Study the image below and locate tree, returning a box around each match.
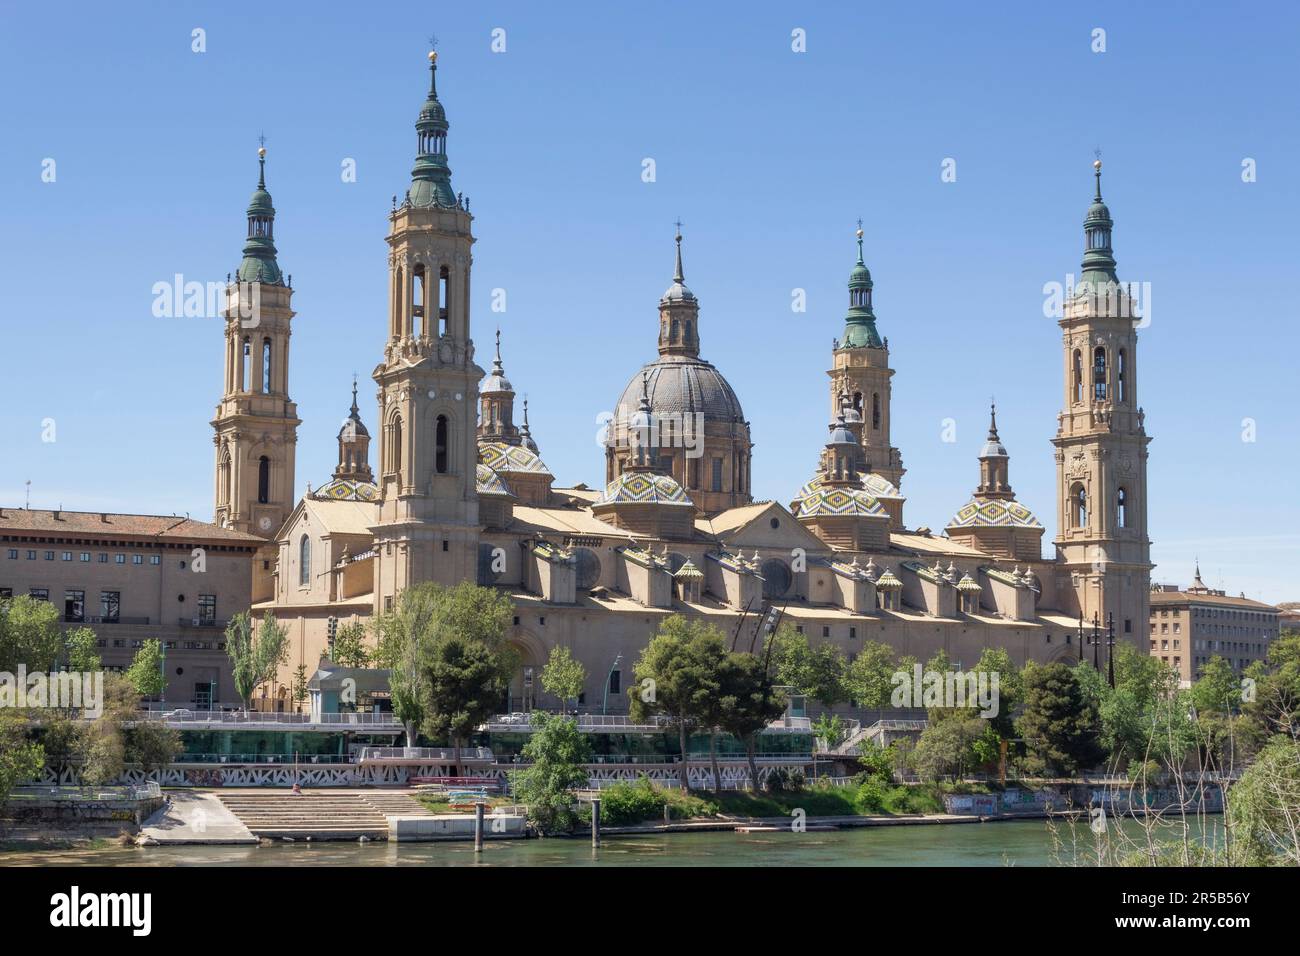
[422,636,512,767]
[509,711,592,834]
[64,626,102,673]
[0,713,45,816]
[1229,735,1300,866]
[125,639,166,700]
[128,720,182,776]
[291,664,309,709]
[224,611,290,711]
[1192,656,1240,717]
[717,652,785,791]
[0,594,63,672]
[1016,662,1104,775]
[770,624,845,708]
[628,615,726,791]
[378,584,438,745]
[541,645,586,714]
[844,640,897,712]
[331,620,372,668]
[913,716,986,781]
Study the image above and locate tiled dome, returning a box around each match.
[794,471,902,504]
[615,356,746,423]
[598,471,694,506]
[795,486,887,519]
[476,463,513,497]
[311,478,379,502]
[947,498,1042,529]
[479,440,552,476]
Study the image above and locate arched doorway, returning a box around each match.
[506,631,546,714]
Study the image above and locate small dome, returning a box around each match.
[661,279,696,304]
[980,435,1007,458]
[794,471,902,505]
[480,370,513,395]
[419,96,447,127]
[311,477,379,503]
[598,471,694,506]
[247,186,274,217]
[1085,199,1111,223]
[480,441,552,476]
[476,463,513,498]
[946,498,1043,529]
[827,418,856,446]
[795,486,887,519]
[849,260,872,288]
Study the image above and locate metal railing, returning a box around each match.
[174,753,354,764]
[357,747,494,762]
[139,709,401,727]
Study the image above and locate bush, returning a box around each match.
[763,767,806,793]
[854,778,888,814]
[597,777,715,825]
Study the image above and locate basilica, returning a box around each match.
[211,50,1153,712]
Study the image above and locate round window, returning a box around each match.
[573,548,602,591]
[761,558,792,599]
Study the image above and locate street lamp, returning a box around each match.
[601,654,624,715]
[159,641,166,707]
[1106,612,1116,688]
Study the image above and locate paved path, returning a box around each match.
[138,790,257,845]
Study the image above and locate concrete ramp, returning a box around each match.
[139,790,257,845]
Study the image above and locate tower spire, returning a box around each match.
[239,142,283,285]
[657,224,700,358]
[839,223,880,349]
[407,48,457,209]
[1080,157,1118,286]
[673,220,685,283]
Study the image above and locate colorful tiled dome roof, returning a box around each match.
[946,498,1042,529]
[480,440,552,476]
[476,463,513,497]
[794,471,902,504]
[795,486,887,519]
[311,478,379,502]
[598,471,694,506]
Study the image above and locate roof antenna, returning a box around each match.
[25,479,31,510]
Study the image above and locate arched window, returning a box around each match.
[1073,485,1088,529]
[257,456,270,504]
[684,320,692,342]
[393,266,404,337]
[1117,349,1127,403]
[262,338,272,392]
[1117,487,1128,528]
[241,336,251,392]
[412,265,426,338]
[217,447,231,507]
[853,391,863,412]
[1093,347,1107,401]
[298,535,311,587]
[1072,350,1082,403]
[435,415,449,474]
[670,318,679,342]
[438,265,450,336]
[872,393,881,430]
[390,414,403,474]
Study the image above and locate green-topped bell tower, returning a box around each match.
[372,49,483,608]
[828,225,904,490]
[212,144,300,550]
[1052,160,1152,642]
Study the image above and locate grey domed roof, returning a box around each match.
[615,356,746,423]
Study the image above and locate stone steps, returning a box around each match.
[215,790,434,839]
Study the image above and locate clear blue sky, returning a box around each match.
[1,2,1296,602]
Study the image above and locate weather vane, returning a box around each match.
[673,217,684,235]
[428,33,438,50]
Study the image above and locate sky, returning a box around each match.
[1,1,1297,602]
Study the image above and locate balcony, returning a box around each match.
[178,617,227,629]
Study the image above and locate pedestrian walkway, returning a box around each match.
[139,790,257,845]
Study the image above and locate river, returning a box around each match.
[1,816,1223,867]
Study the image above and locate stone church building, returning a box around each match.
[210,50,1153,712]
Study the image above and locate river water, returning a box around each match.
[2,817,1221,867]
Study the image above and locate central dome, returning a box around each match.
[615,356,746,423]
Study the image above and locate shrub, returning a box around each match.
[597,776,715,824]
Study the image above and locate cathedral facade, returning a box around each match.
[220,51,1153,713]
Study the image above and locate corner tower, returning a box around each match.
[372,50,483,606]
[1051,161,1152,641]
[212,145,300,541]
[829,226,904,490]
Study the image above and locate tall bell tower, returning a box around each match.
[1052,161,1152,643]
[372,50,483,609]
[212,145,300,541]
[829,225,905,490]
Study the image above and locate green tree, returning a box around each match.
[0,713,45,814]
[1192,656,1240,717]
[224,611,290,711]
[541,645,586,714]
[377,584,438,745]
[0,594,63,672]
[717,652,785,792]
[125,639,166,700]
[913,715,986,781]
[422,636,512,767]
[1016,662,1104,775]
[508,711,592,834]
[844,640,898,712]
[64,626,102,673]
[291,664,309,708]
[770,624,845,708]
[1229,734,1300,866]
[331,620,372,668]
[1242,633,1300,741]
[127,720,182,776]
[628,615,725,791]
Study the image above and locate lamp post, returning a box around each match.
[159,641,166,707]
[1077,614,1084,662]
[1106,612,1116,688]
[1091,612,1100,671]
[601,653,623,716]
